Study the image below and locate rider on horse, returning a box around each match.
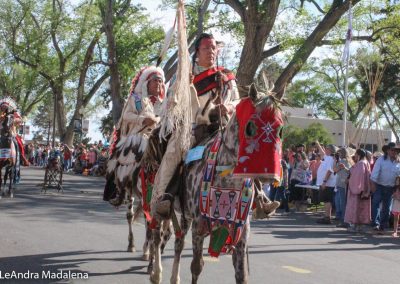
[0,98,29,167]
[104,66,166,203]
[154,33,280,218]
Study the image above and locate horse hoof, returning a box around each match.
[170,276,180,284]
[142,253,150,261]
[150,273,161,284]
[127,246,136,253]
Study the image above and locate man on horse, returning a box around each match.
[104,66,166,203]
[0,99,29,167]
[154,33,280,218]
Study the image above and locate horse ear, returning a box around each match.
[249,83,259,103]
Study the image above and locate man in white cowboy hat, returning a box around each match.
[104,66,166,203]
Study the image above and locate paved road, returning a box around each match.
[0,167,399,284]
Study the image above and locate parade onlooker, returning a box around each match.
[309,154,321,185]
[344,149,371,233]
[307,143,318,161]
[63,144,72,172]
[269,159,290,214]
[315,142,337,224]
[334,147,353,228]
[371,151,383,172]
[289,152,310,211]
[391,177,400,238]
[370,142,400,232]
[87,147,97,169]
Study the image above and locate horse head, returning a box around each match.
[231,83,283,184]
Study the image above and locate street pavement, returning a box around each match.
[0,167,399,284]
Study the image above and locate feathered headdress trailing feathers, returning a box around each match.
[109,66,165,156]
[0,97,18,112]
[159,0,192,152]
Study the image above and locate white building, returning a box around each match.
[282,106,393,152]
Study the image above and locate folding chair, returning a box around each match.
[42,158,63,193]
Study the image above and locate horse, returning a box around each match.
[104,126,173,261]
[149,84,283,284]
[0,111,18,199]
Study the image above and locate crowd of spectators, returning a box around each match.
[268,141,400,238]
[24,140,109,177]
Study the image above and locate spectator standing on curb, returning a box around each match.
[370,142,400,233]
[344,149,371,233]
[315,141,337,224]
[391,177,400,238]
[269,159,290,214]
[63,145,72,172]
[334,147,353,228]
[289,152,310,211]
[309,153,321,185]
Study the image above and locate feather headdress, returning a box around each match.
[0,97,18,112]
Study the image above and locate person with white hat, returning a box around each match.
[370,142,400,233]
[104,66,166,204]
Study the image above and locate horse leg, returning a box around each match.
[142,220,151,261]
[149,220,163,284]
[0,167,3,198]
[191,228,205,284]
[8,166,14,198]
[232,224,250,284]
[147,237,155,274]
[160,219,172,254]
[170,217,191,284]
[2,167,7,195]
[126,193,136,252]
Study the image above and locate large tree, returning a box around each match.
[0,0,164,145]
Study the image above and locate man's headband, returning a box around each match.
[147,72,164,81]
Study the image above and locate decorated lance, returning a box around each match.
[215,41,229,124]
[156,18,176,67]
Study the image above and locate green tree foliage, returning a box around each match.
[285,49,368,125]
[282,122,333,150]
[0,0,164,144]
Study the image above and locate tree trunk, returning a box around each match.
[235,0,280,90]
[103,0,123,125]
[63,33,102,146]
[54,80,67,143]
